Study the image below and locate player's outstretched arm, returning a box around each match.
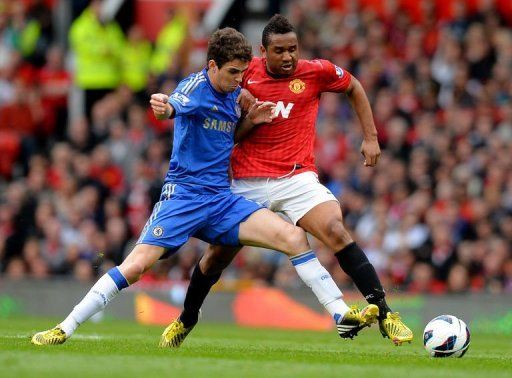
[345,77,381,167]
[150,93,175,120]
[234,101,276,143]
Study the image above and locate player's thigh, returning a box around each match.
[271,171,339,225]
[198,192,262,247]
[238,208,309,255]
[297,200,353,250]
[200,244,242,274]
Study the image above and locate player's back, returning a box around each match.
[166,69,241,193]
[232,57,351,179]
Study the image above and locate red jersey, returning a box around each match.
[231,57,352,179]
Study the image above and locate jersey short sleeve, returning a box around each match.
[168,73,204,116]
[316,59,352,93]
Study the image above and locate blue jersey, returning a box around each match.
[138,69,262,256]
[166,68,242,193]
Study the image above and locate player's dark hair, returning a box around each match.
[207,27,253,68]
[262,14,296,48]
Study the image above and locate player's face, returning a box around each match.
[209,59,249,93]
[261,32,299,76]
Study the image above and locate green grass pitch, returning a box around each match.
[1,317,510,378]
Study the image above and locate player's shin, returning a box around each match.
[335,242,391,319]
[290,251,350,318]
[59,267,129,336]
[179,262,221,327]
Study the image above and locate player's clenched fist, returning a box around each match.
[150,93,172,120]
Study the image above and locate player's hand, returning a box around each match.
[247,101,276,125]
[360,138,381,167]
[150,93,170,119]
[237,88,257,114]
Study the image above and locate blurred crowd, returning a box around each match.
[0,0,511,295]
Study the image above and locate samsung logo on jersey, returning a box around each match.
[203,118,235,133]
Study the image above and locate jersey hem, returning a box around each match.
[231,166,317,180]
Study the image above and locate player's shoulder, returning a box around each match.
[249,57,264,69]
[298,58,334,73]
[245,57,265,77]
[170,71,208,108]
[299,59,348,80]
[176,70,208,95]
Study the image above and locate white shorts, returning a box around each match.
[230,171,339,225]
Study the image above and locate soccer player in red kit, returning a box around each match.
[168,15,413,347]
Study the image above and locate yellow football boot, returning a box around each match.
[379,312,414,345]
[337,304,379,339]
[31,326,67,346]
[159,318,195,348]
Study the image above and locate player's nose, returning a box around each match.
[282,51,292,61]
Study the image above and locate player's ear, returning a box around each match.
[208,59,217,72]
[259,45,266,58]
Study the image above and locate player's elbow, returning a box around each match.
[346,76,364,98]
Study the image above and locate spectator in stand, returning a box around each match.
[38,45,70,140]
[69,0,124,120]
[150,7,190,77]
[121,25,152,100]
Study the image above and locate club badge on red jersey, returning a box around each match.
[289,79,306,94]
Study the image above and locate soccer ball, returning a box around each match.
[423,315,470,358]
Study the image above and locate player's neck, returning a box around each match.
[207,69,226,94]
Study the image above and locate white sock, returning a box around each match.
[59,267,129,336]
[290,251,350,320]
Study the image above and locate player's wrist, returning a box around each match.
[363,133,378,142]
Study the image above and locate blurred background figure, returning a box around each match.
[69,0,124,120]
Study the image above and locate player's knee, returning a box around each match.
[325,219,353,250]
[118,260,145,284]
[199,254,227,275]
[279,225,309,254]
[200,246,231,275]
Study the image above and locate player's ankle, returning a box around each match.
[179,311,199,328]
[372,298,391,321]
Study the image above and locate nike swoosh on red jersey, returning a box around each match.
[247,79,260,85]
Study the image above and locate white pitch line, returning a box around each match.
[4,334,108,340]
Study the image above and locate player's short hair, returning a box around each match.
[262,14,296,48]
[207,27,253,68]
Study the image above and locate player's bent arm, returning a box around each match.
[345,76,381,166]
[345,76,378,141]
[150,93,176,120]
[235,117,257,143]
[235,101,276,143]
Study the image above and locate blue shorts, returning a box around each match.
[137,183,263,258]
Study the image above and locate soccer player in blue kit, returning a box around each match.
[31,28,378,347]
